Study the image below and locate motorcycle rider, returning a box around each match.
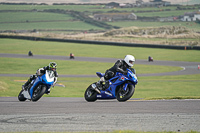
[96,55,136,91]
[22,62,58,94]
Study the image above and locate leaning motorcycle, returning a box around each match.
[84,68,138,102]
[18,70,54,102]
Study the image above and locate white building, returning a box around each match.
[181,14,200,21]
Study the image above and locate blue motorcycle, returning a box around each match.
[84,68,138,102]
[18,70,55,102]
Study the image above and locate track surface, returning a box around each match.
[1,53,200,132]
[0,97,200,132]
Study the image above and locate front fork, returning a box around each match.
[123,83,128,91]
[118,83,130,96]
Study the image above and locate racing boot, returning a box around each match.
[103,80,110,90]
[22,80,30,90]
[46,88,51,94]
[96,81,103,90]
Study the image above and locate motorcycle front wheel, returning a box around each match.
[18,90,27,101]
[84,83,98,102]
[32,85,46,102]
[116,84,135,102]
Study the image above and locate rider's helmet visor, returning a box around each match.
[129,60,134,65]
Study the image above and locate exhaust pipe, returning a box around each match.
[91,84,101,94]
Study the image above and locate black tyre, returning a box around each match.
[84,83,98,102]
[31,85,46,102]
[116,84,135,102]
[18,90,27,101]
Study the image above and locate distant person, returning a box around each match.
[148,56,153,62]
[28,51,33,56]
[70,53,74,59]
[22,62,58,94]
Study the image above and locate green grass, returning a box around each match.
[0,38,200,98]
[136,10,198,17]
[0,57,184,97]
[0,4,199,32]
[0,5,177,12]
[52,74,200,98]
[0,12,74,23]
[0,57,182,75]
[0,21,103,31]
[135,74,200,99]
[0,4,198,13]
[1,74,200,98]
[0,6,105,31]
[0,5,104,12]
[1,38,200,62]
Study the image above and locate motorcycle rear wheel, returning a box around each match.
[84,83,98,102]
[116,84,135,102]
[32,85,46,102]
[18,90,27,101]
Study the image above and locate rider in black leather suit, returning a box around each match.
[96,55,136,90]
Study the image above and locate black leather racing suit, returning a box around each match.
[104,59,131,80]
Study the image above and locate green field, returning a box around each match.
[0,5,178,12]
[0,12,74,23]
[0,57,183,75]
[0,4,198,12]
[1,38,200,61]
[0,38,200,99]
[0,4,200,32]
[0,5,104,11]
[0,21,103,31]
[136,10,199,17]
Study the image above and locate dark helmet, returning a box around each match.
[49,62,57,71]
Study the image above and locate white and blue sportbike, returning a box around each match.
[18,70,55,102]
[84,68,138,102]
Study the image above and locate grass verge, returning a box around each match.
[1,38,200,62]
[1,74,200,98]
[0,57,182,75]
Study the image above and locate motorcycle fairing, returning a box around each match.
[96,72,104,78]
[29,70,54,98]
[127,69,138,84]
[96,68,138,99]
[97,91,115,99]
[96,73,126,99]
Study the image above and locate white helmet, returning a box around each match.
[124,55,135,67]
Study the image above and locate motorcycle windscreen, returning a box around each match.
[127,69,138,84]
[42,70,54,85]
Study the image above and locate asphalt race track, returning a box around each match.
[1,53,200,132]
[0,97,200,132]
